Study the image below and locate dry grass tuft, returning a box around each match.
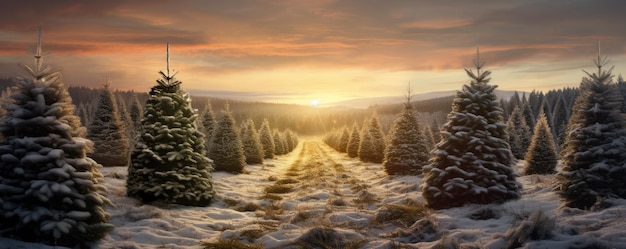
[199,239,264,249]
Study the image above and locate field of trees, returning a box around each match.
[2,32,626,248]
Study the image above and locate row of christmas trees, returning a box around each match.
[0,30,298,247]
[324,47,626,211]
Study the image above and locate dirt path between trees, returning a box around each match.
[248,140,424,248]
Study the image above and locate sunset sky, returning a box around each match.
[1,0,625,105]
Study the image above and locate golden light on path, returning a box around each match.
[310,99,319,107]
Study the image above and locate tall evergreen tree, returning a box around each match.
[241,118,264,165]
[127,43,214,206]
[0,29,113,247]
[358,114,385,163]
[346,123,360,158]
[87,83,130,166]
[383,89,430,175]
[421,49,521,209]
[209,105,246,173]
[524,112,558,175]
[557,48,626,209]
[506,106,532,160]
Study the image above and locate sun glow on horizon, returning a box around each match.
[310,99,319,107]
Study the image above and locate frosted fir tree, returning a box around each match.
[127,43,214,206]
[258,118,275,159]
[524,112,558,175]
[346,123,360,158]
[506,106,532,160]
[358,114,385,163]
[337,126,350,153]
[200,100,217,153]
[240,118,264,165]
[284,129,297,152]
[87,83,130,166]
[383,88,430,175]
[421,49,521,209]
[273,129,287,155]
[0,29,113,247]
[209,105,246,173]
[557,47,626,209]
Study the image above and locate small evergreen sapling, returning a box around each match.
[346,123,360,158]
[524,112,558,175]
[383,88,430,175]
[421,49,521,209]
[0,29,113,247]
[209,105,246,173]
[506,106,532,160]
[259,118,275,159]
[241,118,264,165]
[126,43,214,206]
[358,114,385,163]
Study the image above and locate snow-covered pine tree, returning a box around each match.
[259,118,275,159]
[87,83,130,166]
[524,112,557,175]
[273,129,286,155]
[421,49,521,209]
[506,106,532,160]
[284,129,297,152]
[0,29,113,247]
[383,88,430,175]
[126,43,214,206]
[209,105,246,173]
[201,100,217,153]
[358,114,385,163]
[241,118,264,165]
[557,47,626,209]
[346,123,360,158]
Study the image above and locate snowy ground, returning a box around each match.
[2,138,626,248]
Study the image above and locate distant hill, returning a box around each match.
[321,89,526,109]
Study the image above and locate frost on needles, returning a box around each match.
[0,28,113,247]
[126,43,215,206]
[557,47,626,209]
[421,49,521,209]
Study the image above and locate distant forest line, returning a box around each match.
[3,76,626,136]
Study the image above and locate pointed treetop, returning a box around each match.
[157,42,181,89]
[594,40,610,74]
[583,41,614,80]
[404,81,413,107]
[473,47,485,75]
[166,42,170,79]
[20,26,58,81]
[464,46,491,84]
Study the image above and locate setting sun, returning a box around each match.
[310,99,319,106]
